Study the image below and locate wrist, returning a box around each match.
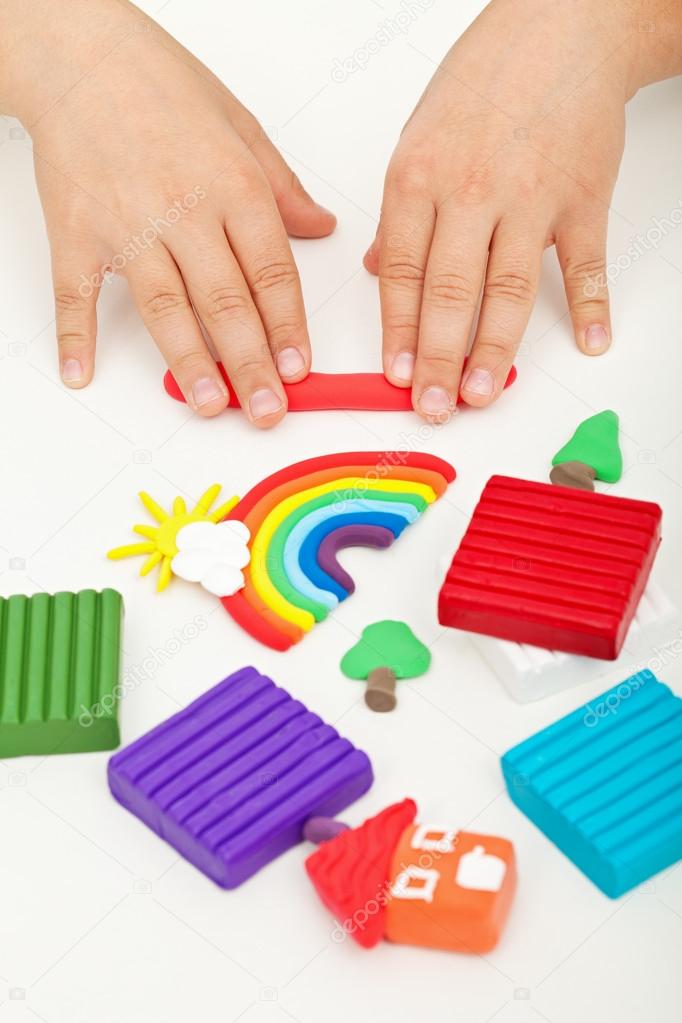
[0,0,145,124]
[0,1,70,120]
[623,2,682,97]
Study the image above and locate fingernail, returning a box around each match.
[584,324,609,351]
[315,203,335,218]
[276,346,305,379]
[419,386,454,416]
[249,387,283,420]
[462,367,494,397]
[191,376,226,408]
[390,350,415,383]
[61,358,83,384]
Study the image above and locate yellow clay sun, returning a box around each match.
[108,484,239,592]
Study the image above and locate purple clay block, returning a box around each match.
[303,816,350,844]
[107,667,373,888]
[318,525,395,594]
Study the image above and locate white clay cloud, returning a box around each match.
[172,520,250,596]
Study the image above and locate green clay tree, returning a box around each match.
[551,409,622,490]
[340,620,431,712]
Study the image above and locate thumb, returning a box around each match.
[246,130,336,237]
[268,160,336,238]
[363,225,381,276]
[222,94,336,238]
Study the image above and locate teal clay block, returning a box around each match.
[502,671,682,897]
[0,589,123,757]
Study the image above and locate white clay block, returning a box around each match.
[471,580,680,703]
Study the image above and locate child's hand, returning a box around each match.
[1,0,335,426]
[365,0,682,419]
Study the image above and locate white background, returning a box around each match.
[1,2,682,1021]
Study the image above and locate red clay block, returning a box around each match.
[438,476,662,660]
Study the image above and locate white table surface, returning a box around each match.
[1,2,681,1021]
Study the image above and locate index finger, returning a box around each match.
[378,169,436,388]
[221,166,311,383]
[171,225,287,427]
[413,206,493,419]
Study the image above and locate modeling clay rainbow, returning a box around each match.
[221,452,456,650]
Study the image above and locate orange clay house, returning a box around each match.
[305,799,516,954]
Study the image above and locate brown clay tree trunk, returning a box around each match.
[365,667,397,712]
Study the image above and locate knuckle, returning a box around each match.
[226,158,261,196]
[141,290,189,321]
[229,353,271,382]
[54,288,89,315]
[426,271,477,309]
[571,292,608,314]
[234,110,264,148]
[419,342,462,369]
[381,259,425,290]
[387,158,432,197]
[171,348,209,376]
[250,259,299,295]
[447,165,494,208]
[203,285,250,320]
[563,254,609,309]
[509,170,544,204]
[476,338,515,364]
[265,318,304,348]
[563,254,606,286]
[483,270,535,305]
[384,316,420,342]
[273,169,307,205]
[288,171,307,197]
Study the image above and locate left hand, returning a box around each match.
[364,0,653,420]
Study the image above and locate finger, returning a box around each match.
[413,206,493,419]
[222,101,336,239]
[461,217,544,406]
[126,250,228,417]
[221,175,311,383]
[555,211,612,356]
[266,158,337,239]
[378,169,436,388]
[170,227,287,427]
[363,224,380,276]
[52,246,101,388]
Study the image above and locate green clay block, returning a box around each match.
[340,620,431,681]
[0,589,123,758]
[551,409,622,483]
